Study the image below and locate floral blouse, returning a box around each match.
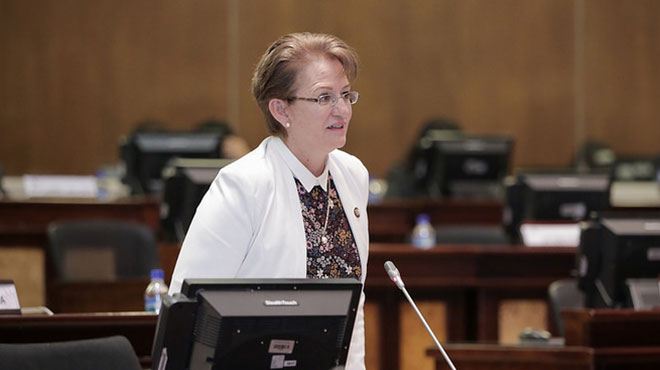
[295,173,362,280]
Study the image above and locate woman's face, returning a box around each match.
[284,56,352,162]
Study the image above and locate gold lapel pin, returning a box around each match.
[353,207,360,218]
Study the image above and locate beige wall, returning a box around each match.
[1,0,659,178]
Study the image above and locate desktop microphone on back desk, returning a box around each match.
[384,260,458,370]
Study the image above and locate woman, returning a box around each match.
[169,32,369,369]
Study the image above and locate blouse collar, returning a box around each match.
[271,136,329,192]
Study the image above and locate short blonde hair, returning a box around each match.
[251,32,359,138]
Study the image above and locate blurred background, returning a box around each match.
[1,0,658,179]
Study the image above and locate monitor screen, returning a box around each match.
[160,158,233,241]
[578,216,660,308]
[423,136,513,198]
[503,172,611,242]
[120,132,223,195]
[520,172,611,221]
[151,279,362,370]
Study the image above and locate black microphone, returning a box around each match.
[384,261,457,370]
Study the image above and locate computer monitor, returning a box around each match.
[120,132,223,195]
[521,172,611,219]
[577,216,660,308]
[160,158,233,241]
[503,172,612,242]
[422,135,513,198]
[151,279,362,370]
[612,156,660,182]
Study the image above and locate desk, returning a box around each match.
[367,243,577,341]
[563,308,660,347]
[368,199,503,242]
[0,312,158,367]
[366,243,576,370]
[47,242,180,313]
[47,242,575,370]
[428,309,660,370]
[0,197,501,246]
[428,344,592,370]
[0,197,161,307]
[0,197,160,246]
[1,197,576,370]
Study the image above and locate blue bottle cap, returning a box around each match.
[150,269,164,280]
[416,213,430,224]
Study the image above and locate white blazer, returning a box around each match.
[169,136,370,370]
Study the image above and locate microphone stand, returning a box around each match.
[385,261,457,370]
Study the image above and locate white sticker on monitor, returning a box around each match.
[268,339,295,354]
[284,360,297,367]
[270,355,285,369]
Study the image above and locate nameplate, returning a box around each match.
[520,223,581,247]
[0,280,21,315]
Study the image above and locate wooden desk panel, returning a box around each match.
[426,344,660,370]
[0,313,158,366]
[49,279,149,313]
[368,199,503,242]
[429,309,660,370]
[428,344,592,370]
[429,343,660,370]
[367,244,574,289]
[563,308,660,347]
[0,197,160,246]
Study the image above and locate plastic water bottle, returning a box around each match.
[95,169,109,201]
[145,269,168,314]
[411,213,436,249]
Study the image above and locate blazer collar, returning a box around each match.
[271,136,329,192]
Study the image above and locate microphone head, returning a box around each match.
[384,260,405,289]
[384,261,399,277]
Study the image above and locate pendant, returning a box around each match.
[321,235,328,244]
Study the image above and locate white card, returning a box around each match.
[23,175,98,198]
[520,223,581,247]
[0,282,20,310]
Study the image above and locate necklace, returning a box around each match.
[320,176,332,245]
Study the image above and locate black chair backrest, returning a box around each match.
[548,279,585,337]
[47,220,159,282]
[0,335,142,370]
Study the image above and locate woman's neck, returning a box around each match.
[282,138,327,177]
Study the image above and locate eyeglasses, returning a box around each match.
[288,91,359,107]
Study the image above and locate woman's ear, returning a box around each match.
[268,98,290,128]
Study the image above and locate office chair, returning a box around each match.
[47,220,160,282]
[0,335,142,370]
[548,279,585,337]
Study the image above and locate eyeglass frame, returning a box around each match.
[287,91,359,106]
